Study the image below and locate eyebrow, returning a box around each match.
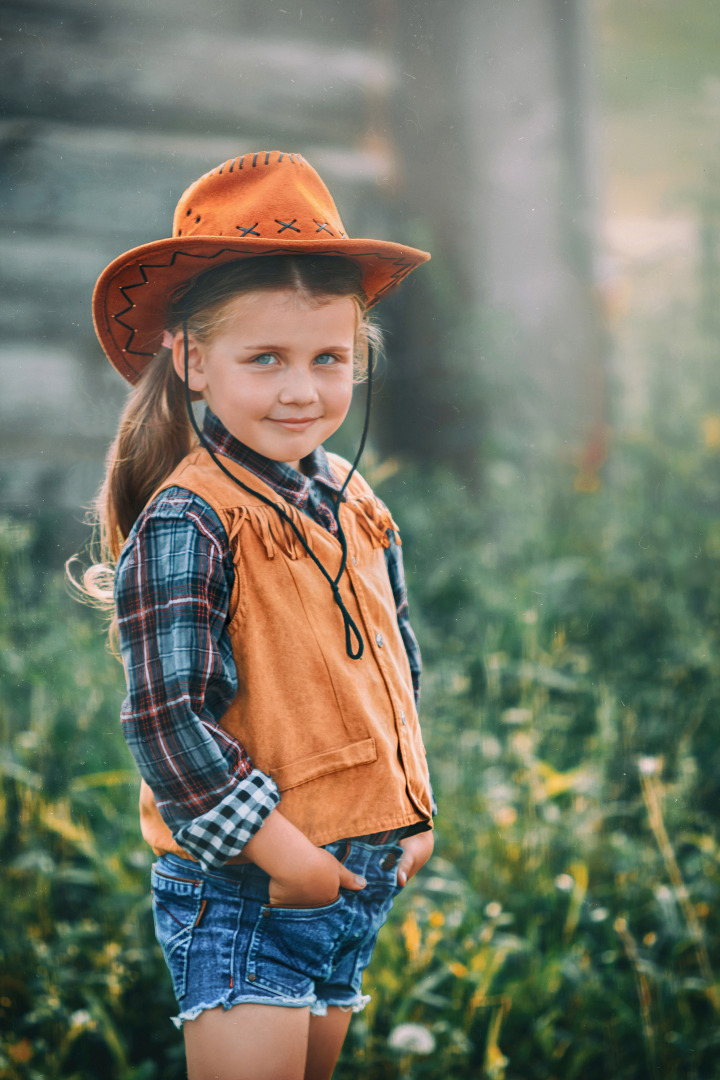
[242,344,354,352]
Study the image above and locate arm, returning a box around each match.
[384,531,422,706]
[115,490,280,871]
[385,530,438,824]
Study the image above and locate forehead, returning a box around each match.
[214,288,359,341]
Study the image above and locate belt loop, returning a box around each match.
[339,840,352,865]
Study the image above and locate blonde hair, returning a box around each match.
[72,254,380,613]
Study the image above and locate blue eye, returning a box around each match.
[253,353,277,366]
[314,353,337,365]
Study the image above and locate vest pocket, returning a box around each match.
[151,867,205,1001]
[271,737,377,792]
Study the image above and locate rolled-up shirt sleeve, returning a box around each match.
[115,489,279,869]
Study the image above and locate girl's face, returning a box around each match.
[173,288,357,470]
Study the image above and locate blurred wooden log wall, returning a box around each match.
[0,0,603,542]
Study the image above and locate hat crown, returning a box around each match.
[172,151,348,243]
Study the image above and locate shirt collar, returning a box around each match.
[201,409,345,509]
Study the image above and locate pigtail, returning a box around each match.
[100,349,194,557]
[68,349,194,617]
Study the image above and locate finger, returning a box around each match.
[337,863,366,891]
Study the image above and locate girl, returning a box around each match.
[88,151,434,1080]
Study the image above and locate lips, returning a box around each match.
[268,417,320,430]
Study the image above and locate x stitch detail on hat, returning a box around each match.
[93,150,430,383]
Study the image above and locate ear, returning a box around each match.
[171,333,208,393]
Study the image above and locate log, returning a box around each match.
[1,16,394,142]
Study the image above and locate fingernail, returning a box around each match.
[356,875,367,887]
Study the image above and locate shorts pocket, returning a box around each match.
[151,866,205,1002]
[246,895,348,997]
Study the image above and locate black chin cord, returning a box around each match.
[181,310,373,659]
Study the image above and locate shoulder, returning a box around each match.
[325,453,400,548]
[325,452,377,501]
[118,487,230,572]
[115,487,235,610]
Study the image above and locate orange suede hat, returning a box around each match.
[93,150,431,383]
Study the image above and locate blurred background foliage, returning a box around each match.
[3,0,720,1077]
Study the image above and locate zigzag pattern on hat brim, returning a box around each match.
[94,238,429,384]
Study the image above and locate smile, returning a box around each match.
[268,417,320,430]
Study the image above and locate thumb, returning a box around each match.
[396,850,414,888]
[337,862,366,892]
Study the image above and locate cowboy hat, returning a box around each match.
[93,150,431,384]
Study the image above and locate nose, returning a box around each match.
[278,366,319,406]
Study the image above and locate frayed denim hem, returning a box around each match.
[171,991,372,1027]
[310,992,372,1017]
[171,992,317,1029]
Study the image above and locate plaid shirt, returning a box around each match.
[115,410,422,870]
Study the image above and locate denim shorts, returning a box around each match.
[151,838,405,1026]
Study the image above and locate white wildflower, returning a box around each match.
[388,1023,436,1055]
[69,1009,92,1029]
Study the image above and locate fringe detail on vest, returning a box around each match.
[346,495,400,549]
[225,503,314,560]
[223,492,399,560]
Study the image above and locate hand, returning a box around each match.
[396,830,434,887]
[268,846,366,908]
[244,810,366,908]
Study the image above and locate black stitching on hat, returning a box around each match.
[186,209,192,216]
[236,223,260,236]
[278,152,285,162]
[265,151,271,165]
[238,156,244,169]
[369,254,415,301]
[288,153,295,163]
[275,219,300,233]
[252,153,259,167]
[195,216,201,223]
[315,222,333,235]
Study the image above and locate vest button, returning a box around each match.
[400,711,406,725]
[262,909,271,918]
[248,973,257,981]
[375,632,384,648]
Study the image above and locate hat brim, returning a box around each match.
[93,235,431,383]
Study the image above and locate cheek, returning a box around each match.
[331,372,355,415]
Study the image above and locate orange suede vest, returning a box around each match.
[138,447,433,861]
